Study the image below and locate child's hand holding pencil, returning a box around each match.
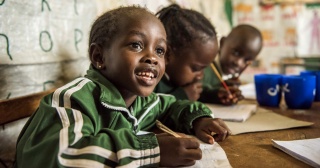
[155,120,202,167]
[210,63,244,105]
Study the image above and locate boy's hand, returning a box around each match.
[225,78,241,86]
[157,133,202,167]
[183,81,203,101]
[217,86,244,105]
[192,117,231,144]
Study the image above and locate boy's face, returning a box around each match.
[219,34,262,75]
[100,13,167,97]
[166,39,218,87]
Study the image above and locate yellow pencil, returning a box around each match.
[210,63,233,98]
[155,120,181,138]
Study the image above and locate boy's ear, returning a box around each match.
[89,43,105,69]
[219,37,226,48]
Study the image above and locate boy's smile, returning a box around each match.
[95,10,167,104]
[135,66,159,86]
[219,25,262,75]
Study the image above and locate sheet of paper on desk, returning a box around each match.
[272,138,320,167]
[239,83,256,100]
[225,108,313,135]
[176,140,232,168]
[206,103,257,122]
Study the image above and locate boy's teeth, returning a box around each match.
[137,72,154,78]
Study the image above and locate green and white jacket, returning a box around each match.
[15,66,213,168]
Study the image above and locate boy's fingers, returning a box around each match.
[183,138,200,149]
[209,120,231,141]
[182,159,197,166]
[182,148,202,160]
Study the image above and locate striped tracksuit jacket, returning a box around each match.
[15,66,213,168]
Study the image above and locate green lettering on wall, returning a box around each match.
[0,0,5,5]
[6,92,11,99]
[0,33,13,60]
[74,29,83,52]
[74,0,78,15]
[39,31,53,52]
[41,0,51,12]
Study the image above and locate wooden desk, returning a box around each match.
[219,101,320,168]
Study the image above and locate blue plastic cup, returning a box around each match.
[254,74,282,107]
[282,75,316,109]
[300,70,320,102]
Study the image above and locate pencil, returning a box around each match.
[210,63,233,98]
[155,120,181,138]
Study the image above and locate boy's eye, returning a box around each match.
[130,42,143,51]
[191,66,203,72]
[233,50,240,57]
[155,47,165,57]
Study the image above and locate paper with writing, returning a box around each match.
[206,103,257,122]
[272,138,320,167]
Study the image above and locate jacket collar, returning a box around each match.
[85,65,127,108]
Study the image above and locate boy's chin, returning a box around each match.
[138,88,155,97]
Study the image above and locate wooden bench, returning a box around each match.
[0,89,55,168]
[0,88,55,125]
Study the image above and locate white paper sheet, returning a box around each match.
[206,103,257,122]
[225,108,313,135]
[272,138,320,167]
[171,139,232,168]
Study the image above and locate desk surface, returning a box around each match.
[219,100,320,168]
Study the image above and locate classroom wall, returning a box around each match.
[232,0,320,82]
[1,0,318,101]
[0,0,230,101]
[0,0,97,100]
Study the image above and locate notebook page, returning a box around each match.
[272,138,320,167]
[206,103,257,122]
[161,137,232,168]
[178,140,232,168]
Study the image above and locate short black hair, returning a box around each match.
[156,4,217,50]
[230,24,262,41]
[88,6,153,53]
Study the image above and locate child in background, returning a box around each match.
[154,4,219,101]
[200,24,263,105]
[15,6,231,168]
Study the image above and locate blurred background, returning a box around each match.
[1,0,320,101]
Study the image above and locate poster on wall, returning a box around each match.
[297,4,320,56]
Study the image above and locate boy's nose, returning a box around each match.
[235,58,246,69]
[142,55,158,65]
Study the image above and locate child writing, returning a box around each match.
[15,6,231,168]
[154,4,219,101]
[200,24,263,105]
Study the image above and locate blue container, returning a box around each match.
[254,74,282,107]
[300,70,320,102]
[282,75,316,109]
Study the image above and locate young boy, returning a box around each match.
[15,6,230,168]
[154,4,219,102]
[200,24,263,105]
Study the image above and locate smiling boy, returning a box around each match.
[15,6,230,168]
[200,24,263,105]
